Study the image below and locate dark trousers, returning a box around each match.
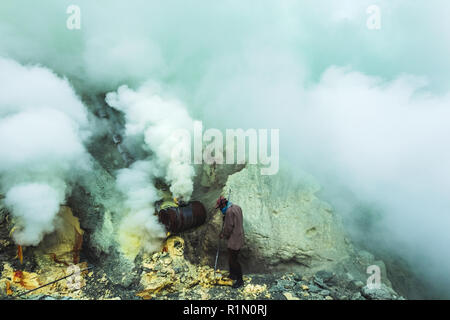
[228,249,243,281]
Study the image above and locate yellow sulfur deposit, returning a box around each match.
[137,236,233,299]
[282,292,299,300]
[10,267,40,290]
[242,284,270,299]
[34,206,84,267]
[117,209,166,261]
[137,272,173,299]
[196,265,233,288]
[158,191,179,210]
[163,236,185,256]
[1,262,88,298]
[0,206,90,299]
[118,224,144,261]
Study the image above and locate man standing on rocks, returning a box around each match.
[216,195,245,288]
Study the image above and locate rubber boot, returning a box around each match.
[228,273,238,280]
[232,278,244,289]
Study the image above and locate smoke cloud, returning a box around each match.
[1,0,450,296]
[105,83,196,258]
[293,67,450,295]
[106,83,195,201]
[0,57,91,245]
[114,161,166,259]
[4,184,63,245]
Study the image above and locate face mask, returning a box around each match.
[221,201,232,214]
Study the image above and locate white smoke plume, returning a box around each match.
[106,82,195,201]
[4,184,64,245]
[105,83,196,258]
[114,160,166,259]
[0,57,91,246]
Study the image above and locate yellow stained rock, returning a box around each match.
[35,206,84,267]
[301,284,309,290]
[5,280,13,296]
[12,269,40,290]
[163,236,185,256]
[217,278,233,286]
[136,238,233,299]
[0,239,9,247]
[242,284,268,299]
[9,225,17,238]
[200,290,210,300]
[140,272,173,292]
[283,292,300,300]
[1,263,41,295]
[1,207,88,299]
[1,261,88,298]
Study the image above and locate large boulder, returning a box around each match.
[223,165,353,272]
[34,206,84,267]
[186,164,354,275]
[361,283,403,300]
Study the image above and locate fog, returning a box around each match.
[0,57,92,245]
[0,0,449,296]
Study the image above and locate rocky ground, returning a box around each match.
[0,224,404,301]
[1,262,404,301]
[1,267,404,301]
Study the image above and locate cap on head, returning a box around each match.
[215,196,228,209]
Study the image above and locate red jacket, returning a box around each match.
[223,204,245,250]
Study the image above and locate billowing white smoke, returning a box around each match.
[105,82,195,258]
[0,57,91,246]
[106,82,195,201]
[4,184,64,245]
[114,161,166,258]
[291,67,450,291]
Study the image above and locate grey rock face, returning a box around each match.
[351,292,366,300]
[306,284,322,293]
[315,270,336,284]
[220,165,353,272]
[361,284,399,300]
[346,280,365,292]
[0,198,6,224]
[276,279,295,290]
[319,289,331,296]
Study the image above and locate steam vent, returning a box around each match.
[1,1,448,304]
